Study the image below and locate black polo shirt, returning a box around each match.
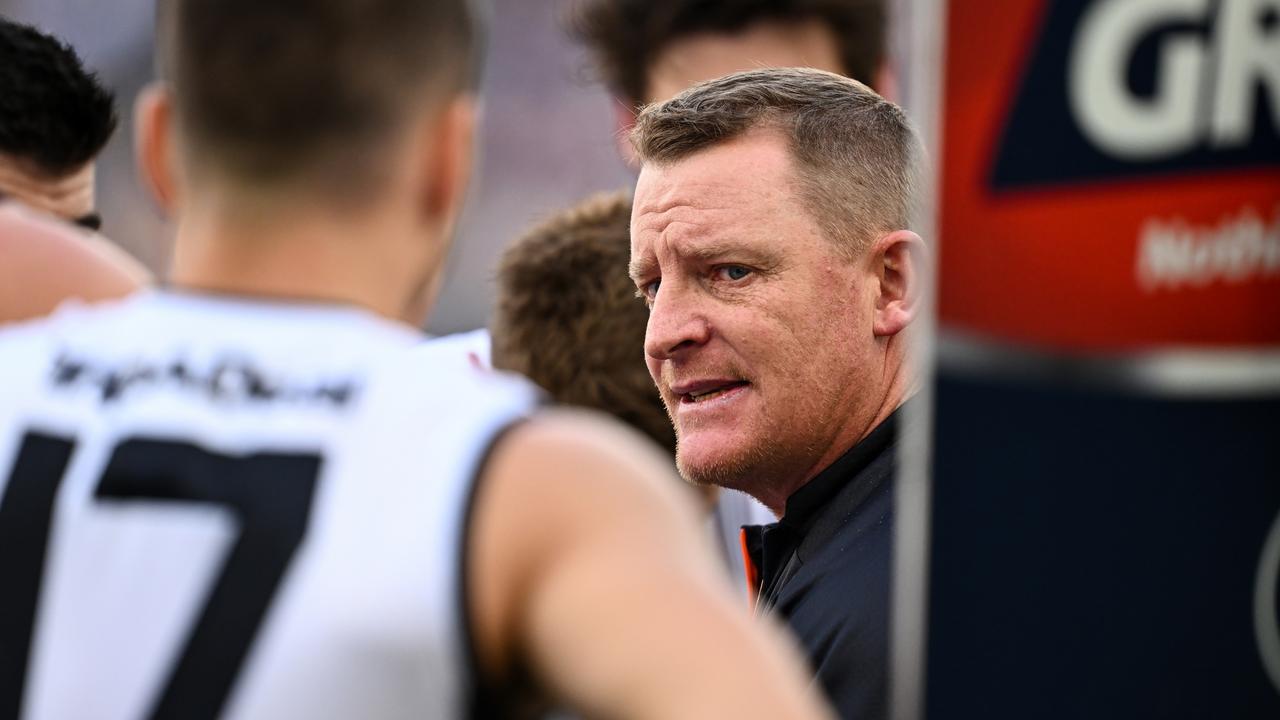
[742,405,899,720]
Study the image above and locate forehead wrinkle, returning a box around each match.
[634,194,745,246]
[629,222,763,286]
[631,148,795,281]
[629,217,703,283]
[631,196,785,282]
[639,190,790,249]
[635,176,757,217]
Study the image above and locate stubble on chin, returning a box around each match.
[674,437,771,492]
[670,394,829,503]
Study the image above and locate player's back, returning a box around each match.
[0,291,538,720]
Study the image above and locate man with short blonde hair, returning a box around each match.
[631,67,920,257]
[629,66,926,719]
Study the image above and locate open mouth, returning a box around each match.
[680,381,750,404]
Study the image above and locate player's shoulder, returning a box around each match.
[418,328,492,370]
[378,337,534,399]
[0,203,147,323]
[0,296,144,428]
[0,293,136,363]
[356,336,542,437]
[485,407,682,506]
[374,329,526,401]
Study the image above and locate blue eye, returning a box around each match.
[642,279,661,300]
[718,266,751,281]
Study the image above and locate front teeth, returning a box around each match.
[690,387,728,402]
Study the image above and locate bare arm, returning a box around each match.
[469,409,831,720]
[0,203,150,324]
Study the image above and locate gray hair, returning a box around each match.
[631,67,922,256]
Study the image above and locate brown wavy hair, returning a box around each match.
[491,190,675,456]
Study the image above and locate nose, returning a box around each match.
[644,283,712,361]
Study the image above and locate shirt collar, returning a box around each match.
[779,402,904,532]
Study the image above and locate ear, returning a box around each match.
[871,229,926,337]
[134,83,179,214]
[400,96,478,326]
[422,95,478,230]
[612,97,640,168]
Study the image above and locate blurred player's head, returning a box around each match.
[139,0,483,324]
[571,0,888,106]
[492,190,675,456]
[628,68,924,511]
[0,18,117,229]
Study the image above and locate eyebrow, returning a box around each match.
[628,239,776,284]
[628,255,657,285]
[74,213,102,232]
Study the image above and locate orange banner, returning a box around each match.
[938,0,1280,350]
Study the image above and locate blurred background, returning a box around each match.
[0,0,634,334]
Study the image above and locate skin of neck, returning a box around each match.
[168,182,443,327]
[157,100,468,328]
[754,335,915,517]
[140,81,472,328]
[754,226,925,516]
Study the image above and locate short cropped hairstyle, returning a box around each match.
[632,67,921,255]
[156,0,480,194]
[0,18,117,176]
[492,191,675,456]
[570,0,885,104]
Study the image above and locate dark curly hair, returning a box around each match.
[569,0,884,105]
[0,18,117,176]
[491,190,676,456]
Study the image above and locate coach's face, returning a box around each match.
[631,130,885,505]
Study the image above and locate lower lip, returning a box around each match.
[677,384,750,415]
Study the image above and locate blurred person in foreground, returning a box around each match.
[0,17,118,230]
[0,202,147,324]
[629,67,926,719]
[0,2,831,719]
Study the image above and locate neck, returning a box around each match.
[758,344,913,517]
[168,190,434,326]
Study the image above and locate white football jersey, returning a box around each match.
[423,328,775,606]
[0,291,539,720]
